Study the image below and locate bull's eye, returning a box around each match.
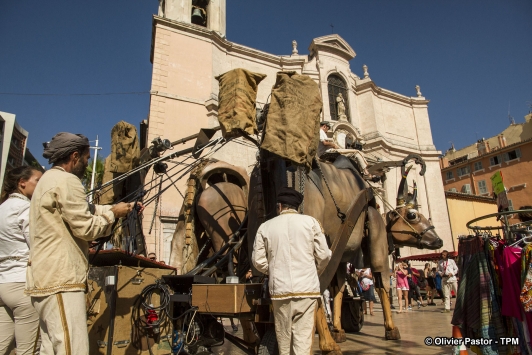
[406,212,417,220]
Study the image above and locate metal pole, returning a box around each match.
[89,136,101,202]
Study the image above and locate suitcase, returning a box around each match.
[87,265,176,355]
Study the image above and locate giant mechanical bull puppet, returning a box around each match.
[169,156,443,354]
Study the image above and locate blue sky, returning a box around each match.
[1,0,531,167]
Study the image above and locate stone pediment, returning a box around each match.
[309,34,356,61]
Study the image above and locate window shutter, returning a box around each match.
[516,148,521,158]
[503,153,509,162]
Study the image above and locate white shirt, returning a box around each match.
[437,258,458,282]
[252,210,332,300]
[0,193,31,283]
[358,268,374,286]
[317,129,329,157]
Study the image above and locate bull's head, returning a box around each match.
[386,167,443,249]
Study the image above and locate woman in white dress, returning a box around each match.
[0,166,43,354]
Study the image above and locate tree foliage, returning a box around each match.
[83,156,105,192]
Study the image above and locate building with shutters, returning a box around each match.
[440,113,532,224]
[0,111,43,193]
[143,0,452,263]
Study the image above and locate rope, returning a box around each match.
[370,186,418,235]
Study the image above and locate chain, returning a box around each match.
[149,175,163,235]
[299,167,306,214]
[192,235,211,267]
[315,158,346,222]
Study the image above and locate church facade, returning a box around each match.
[145,0,452,263]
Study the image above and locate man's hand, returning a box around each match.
[135,202,145,214]
[111,202,133,218]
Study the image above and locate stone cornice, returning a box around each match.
[445,191,497,204]
[363,131,441,158]
[152,15,307,69]
[355,80,429,106]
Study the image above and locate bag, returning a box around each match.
[216,68,267,139]
[360,280,370,292]
[260,71,323,172]
[408,278,416,289]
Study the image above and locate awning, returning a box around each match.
[398,251,458,262]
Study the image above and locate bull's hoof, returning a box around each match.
[331,329,346,343]
[385,327,401,340]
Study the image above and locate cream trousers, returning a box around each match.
[442,278,458,311]
[31,292,88,355]
[272,298,317,355]
[0,282,40,354]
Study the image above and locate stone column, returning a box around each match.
[207,0,226,36]
[163,0,192,23]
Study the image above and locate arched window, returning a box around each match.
[327,74,349,121]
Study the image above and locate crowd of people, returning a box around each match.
[389,251,458,314]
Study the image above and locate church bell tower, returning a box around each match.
[158,0,226,37]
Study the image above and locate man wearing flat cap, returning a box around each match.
[317,121,338,158]
[252,187,331,355]
[26,132,133,354]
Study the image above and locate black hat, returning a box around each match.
[320,121,331,128]
[277,187,303,208]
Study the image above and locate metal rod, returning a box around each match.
[88,136,100,201]
[87,136,222,196]
[170,126,220,147]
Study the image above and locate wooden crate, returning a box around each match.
[191,284,262,314]
[87,265,176,355]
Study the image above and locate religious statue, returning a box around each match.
[415,85,422,97]
[336,93,347,121]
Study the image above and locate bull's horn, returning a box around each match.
[397,166,412,206]
[409,181,418,205]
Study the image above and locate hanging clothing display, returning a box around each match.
[451,235,532,355]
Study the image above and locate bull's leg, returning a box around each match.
[331,283,346,343]
[374,273,400,340]
[315,300,342,354]
[366,206,401,340]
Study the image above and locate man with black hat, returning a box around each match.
[26,132,134,355]
[252,187,331,355]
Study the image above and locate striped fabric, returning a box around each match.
[451,237,508,355]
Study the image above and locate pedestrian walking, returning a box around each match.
[425,263,437,306]
[252,187,331,355]
[0,166,43,355]
[26,132,135,355]
[359,268,376,316]
[406,262,424,309]
[437,250,458,313]
[394,262,410,313]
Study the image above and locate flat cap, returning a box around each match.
[277,187,303,208]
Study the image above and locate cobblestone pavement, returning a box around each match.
[216,301,461,355]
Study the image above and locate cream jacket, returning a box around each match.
[26,167,115,296]
[252,210,331,300]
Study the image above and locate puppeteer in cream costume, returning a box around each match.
[252,187,331,355]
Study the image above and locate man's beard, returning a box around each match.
[72,160,88,179]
